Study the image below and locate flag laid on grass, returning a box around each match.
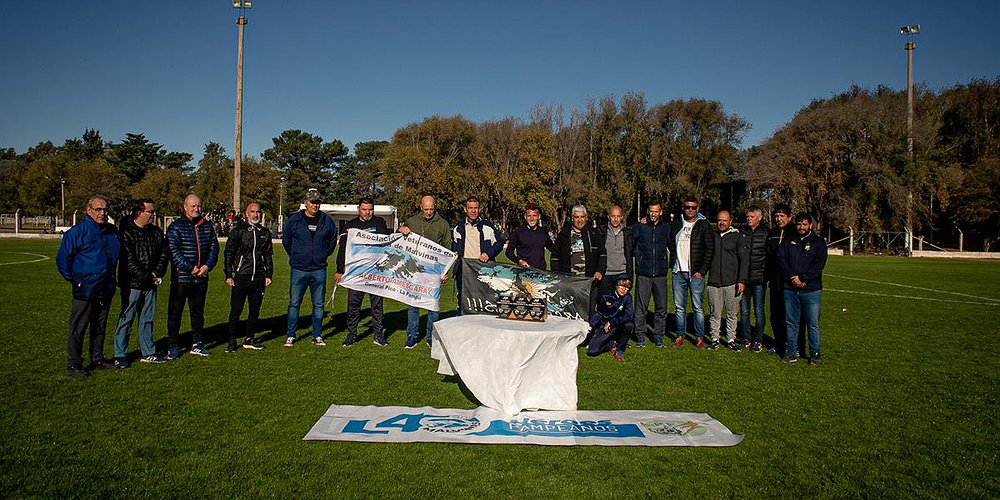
[339,229,456,311]
[305,405,743,447]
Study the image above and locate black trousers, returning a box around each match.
[228,278,265,342]
[67,295,112,367]
[167,281,208,347]
[346,289,384,337]
[587,321,634,356]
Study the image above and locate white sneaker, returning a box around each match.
[312,336,326,346]
[284,337,295,347]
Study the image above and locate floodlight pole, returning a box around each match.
[233,1,251,214]
[901,24,919,256]
[60,178,66,224]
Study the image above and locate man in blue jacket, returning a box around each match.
[282,189,337,347]
[56,195,121,377]
[452,197,505,317]
[777,212,828,366]
[632,200,672,347]
[166,193,220,358]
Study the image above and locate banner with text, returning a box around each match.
[339,229,456,311]
[305,404,744,447]
[461,260,591,320]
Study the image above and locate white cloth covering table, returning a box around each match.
[430,315,589,416]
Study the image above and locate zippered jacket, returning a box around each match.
[739,224,768,285]
[225,218,273,282]
[166,214,219,285]
[57,216,121,298]
[708,226,749,287]
[550,223,605,276]
[589,290,634,330]
[632,219,672,277]
[452,218,505,261]
[777,231,828,292]
[282,210,337,272]
[669,214,714,276]
[118,218,168,290]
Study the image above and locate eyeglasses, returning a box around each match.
[683,205,698,210]
[89,206,109,212]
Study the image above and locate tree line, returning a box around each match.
[2,77,997,249]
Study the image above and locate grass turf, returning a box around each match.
[0,239,997,498]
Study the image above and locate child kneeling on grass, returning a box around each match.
[586,277,634,361]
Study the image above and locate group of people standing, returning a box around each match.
[549,199,829,365]
[55,189,827,378]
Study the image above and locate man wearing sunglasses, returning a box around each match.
[669,197,715,348]
[111,199,168,366]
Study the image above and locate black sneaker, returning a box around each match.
[809,354,821,366]
[782,352,799,363]
[706,340,720,350]
[373,336,387,347]
[66,365,89,378]
[93,359,119,370]
[225,341,238,353]
[726,341,742,352]
[242,339,265,350]
[342,334,358,347]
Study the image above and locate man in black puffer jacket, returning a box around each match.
[224,202,273,352]
[111,198,169,366]
[739,206,769,352]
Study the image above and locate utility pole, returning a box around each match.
[232,0,252,214]
[900,23,919,255]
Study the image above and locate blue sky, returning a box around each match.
[2,1,998,162]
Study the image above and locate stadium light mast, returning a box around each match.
[232,0,251,214]
[900,23,919,255]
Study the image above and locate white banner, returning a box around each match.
[339,229,457,311]
[304,405,744,447]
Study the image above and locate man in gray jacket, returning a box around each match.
[706,210,748,350]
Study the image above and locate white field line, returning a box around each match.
[825,288,999,307]
[825,273,1000,304]
[0,252,51,266]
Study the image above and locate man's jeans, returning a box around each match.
[113,287,158,358]
[407,306,438,342]
[783,289,821,356]
[739,284,766,344]
[672,271,706,339]
[634,275,668,345]
[287,268,326,338]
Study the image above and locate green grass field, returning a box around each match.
[1,238,998,498]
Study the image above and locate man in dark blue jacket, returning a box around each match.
[166,193,219,358]
[56,195,121,377]
[632,200,672,347]
[777,212,828,366]
[282,189,337,347]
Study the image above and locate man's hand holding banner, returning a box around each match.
[339,229,456,311]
